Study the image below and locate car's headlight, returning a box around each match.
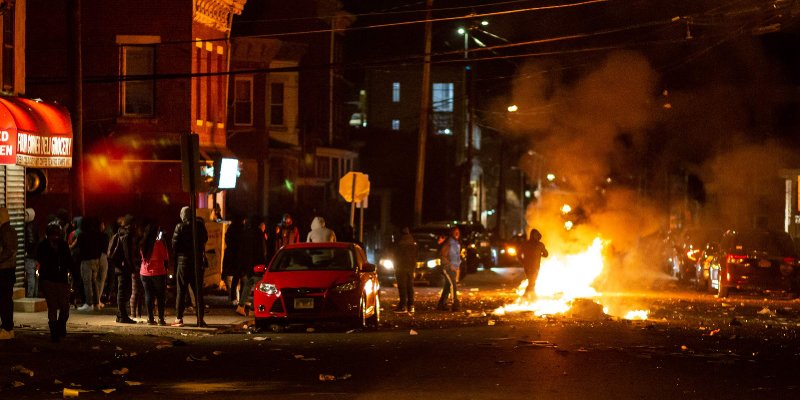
[334,280,358,293]
[506,246,517,257]
[257,282,279,295]
[380,259,394,270]
[426,259,440,269]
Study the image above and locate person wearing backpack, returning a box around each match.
[108,215,138,324]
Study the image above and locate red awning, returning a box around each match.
[0,97,73,168]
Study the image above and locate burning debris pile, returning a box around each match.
[493,237,649,320]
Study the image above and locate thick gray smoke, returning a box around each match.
[498,47,800,291]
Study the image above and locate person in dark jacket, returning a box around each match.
[393,227,418,313]
[171,206,208,327]
[0,208,17,340]
[36,222,73,342]
[222,214,244,306]
[236,216,267,316]
[273,213,300,252]
[76,217,106,312]
[23,208,39,298]
[108,215,138,324]
[519,228,549,300]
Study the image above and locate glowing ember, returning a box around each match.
[494,237,649,320]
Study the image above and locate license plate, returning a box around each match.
[758,259,771,268]
[294,298,314,309]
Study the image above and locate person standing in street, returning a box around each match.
[306,216,336,243]
[0,208,18,339]
[37,222,73,342]
[171,206,208,327]
[23,208,39,298]
[437,227,461,312]
[76,217,106,312]
[393,227,417,313]
[274,213,300,252]
[519,228,549,300]
[139,221,169,326]
[108,215,137,324]
[236,216,266,317]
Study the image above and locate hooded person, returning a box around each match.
[171,206,208,327]
[519,228,549,300]
[306,216,336,243]
[0,208,18,339]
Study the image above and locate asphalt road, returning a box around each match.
[2,268,800,399]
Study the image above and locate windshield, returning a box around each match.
[270,248,355,271]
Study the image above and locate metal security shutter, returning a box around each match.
[1,165,26,287]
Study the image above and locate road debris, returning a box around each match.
[12,365,34,377]
[111,368,129,375]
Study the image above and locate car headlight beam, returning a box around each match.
[380,259,395,270]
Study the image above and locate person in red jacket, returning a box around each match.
[139,220,169,326]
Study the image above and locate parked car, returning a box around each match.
[252,242,380,331]
[705,229,799,297]
[413,221,497,276]
[671,227,723,283]
[378,231,443,286]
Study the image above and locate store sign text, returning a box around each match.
[16,131,73,168]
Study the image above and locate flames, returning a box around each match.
[494,237,649,320]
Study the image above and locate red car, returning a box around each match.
[253,242,381,331]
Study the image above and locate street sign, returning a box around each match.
[339,171,370,203]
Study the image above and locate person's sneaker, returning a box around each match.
[116,317,136,324]
[77,304,92,312]
[0,329,14,340]
[235,305,247,316]
[170,319,184,327]
[146,319,157,326]
[408,306,415,314]
[158,319,167,326]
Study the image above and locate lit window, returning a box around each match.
[233,77,253,126]
[391,119,400,130]
[120,45,155,116]
[270,82,285,126]
[392,82,400,103]
[432,83,453,112]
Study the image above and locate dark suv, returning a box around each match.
[705,229,799,297]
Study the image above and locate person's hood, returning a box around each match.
[180,206,190,222]
[0,208,9,225]
[529,229,542,242]
[311,217,325,230]
[24,208,35,222]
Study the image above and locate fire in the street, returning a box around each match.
[494,237,648,320]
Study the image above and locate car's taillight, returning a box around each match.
[726,254,747,265]
[783,257,796,265]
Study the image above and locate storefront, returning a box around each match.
[0,96,72,286]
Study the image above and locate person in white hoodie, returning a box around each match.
[306,217,336,243]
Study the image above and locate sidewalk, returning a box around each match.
[13,296,252,333]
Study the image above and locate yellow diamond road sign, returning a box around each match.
[339,171,370,203]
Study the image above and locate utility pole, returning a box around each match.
[70,0,85,216]
[414,0,433,227]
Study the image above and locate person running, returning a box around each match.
[519,228,549,300]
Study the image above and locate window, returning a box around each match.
[432,83,453,112]
[233,77,253,126]
[270,82,285,126]
[432,82,454,135]
[121,45,155,116]
[392,82,400,103]
[2,7,13,92]
[391,119,400,130]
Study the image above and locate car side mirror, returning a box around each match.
[253,264,266,274]
[361,263,376,272]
